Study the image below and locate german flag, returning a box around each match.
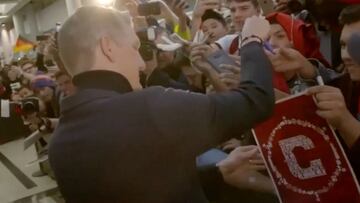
[13,36,34,53]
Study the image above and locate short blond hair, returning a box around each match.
[58,6,132,76]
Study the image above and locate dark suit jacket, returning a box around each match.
[49,42,275,203]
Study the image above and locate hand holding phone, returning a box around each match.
[206,50,239,73]
[193,0,221,18]
[138,2,161,16]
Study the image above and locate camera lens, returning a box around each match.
[21,98,39,115]
[22,101,36,114]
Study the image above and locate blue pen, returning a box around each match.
[264,41,276,54]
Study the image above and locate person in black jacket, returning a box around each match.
[49,6,274,203]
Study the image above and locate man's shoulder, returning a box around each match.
[125,87,207,111]
[82,87,203,108]
[61,87,208,114]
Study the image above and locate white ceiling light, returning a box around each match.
[96,0,115,7]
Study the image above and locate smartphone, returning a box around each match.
[36,35,50,41]
[258,0,275,16]
[136,27,156,42]
[206,50,238,73]
[138,2,161,16]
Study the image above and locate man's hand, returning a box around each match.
[219,138,242,152]
[170,0,188,19]
[217,55,241,90]
[266,48,316,80]
[181,65,203,89]
[307,86,350,128]
[218,145,275,193]
[242,16,270,42]
[307,85,360,147]
[193,0,220,19]
[190,44,216,76]
[219,63,241,90]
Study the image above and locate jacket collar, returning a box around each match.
[61,70,133,114]
[73,70,133,93]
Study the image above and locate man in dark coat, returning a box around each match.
[49,6,274,203]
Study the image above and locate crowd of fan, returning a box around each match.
[1,0,360,202]
[0,34,75,132]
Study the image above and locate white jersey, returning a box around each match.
[214,33,241,54]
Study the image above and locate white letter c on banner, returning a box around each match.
[279,135,327,180]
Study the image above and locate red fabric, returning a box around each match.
[266,12,330,67]
[253,95,360,203]
[358,96,360,115]
[14,105,22,115]
[0,85,5,96]
[228,36,239,55]
[272,71,290,93]
[339,0,360,3]
[229,37,290,93]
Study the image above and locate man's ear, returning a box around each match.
[99,36,115,63]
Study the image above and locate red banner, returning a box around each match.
[253,94,360,203]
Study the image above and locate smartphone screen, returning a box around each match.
[138,2,161,16]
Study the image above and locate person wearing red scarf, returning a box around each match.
[267,12,329,66]
[264,12,331,94]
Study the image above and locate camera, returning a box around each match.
[20,98,40,115]
[1,97,39,118]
